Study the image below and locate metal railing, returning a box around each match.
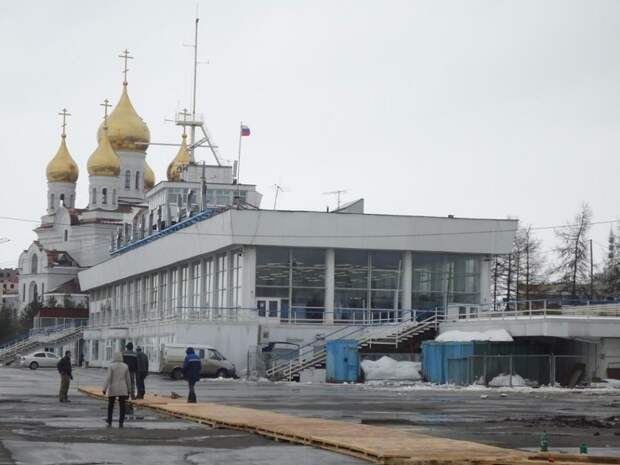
[87,306,443,328]
[265,311,441,380]
[445,300,620,322]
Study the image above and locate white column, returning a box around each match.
[402,251,413,310]
[325,248,335,324]
[241,246,256,320]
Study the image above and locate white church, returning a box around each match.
[17,52,517,372]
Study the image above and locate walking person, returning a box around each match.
[122,343,138,399]
[135,347,149,400]
[183,347,202,403]
[57,351,73,402]
[103,352,131,428]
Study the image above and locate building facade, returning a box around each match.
[79,209,517,370]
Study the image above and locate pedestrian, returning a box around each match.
[102,352,131,428]
[183,347,202,403]
[57,350,73,402]
[122,342,138,399]
[135,346,149,399]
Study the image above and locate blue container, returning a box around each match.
[326,340,359,383]
[422,341,475,384]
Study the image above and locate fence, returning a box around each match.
[445,354,589,387]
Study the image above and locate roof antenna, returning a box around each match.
[322,189,347,209]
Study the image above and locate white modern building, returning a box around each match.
[79,208,517,370]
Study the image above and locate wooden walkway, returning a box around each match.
[78,386,618,465]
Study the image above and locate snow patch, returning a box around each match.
[361,356,421,381]
[435,329,513,342]
[488,373,526,387]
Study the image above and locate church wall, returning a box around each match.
[117,150,146,203]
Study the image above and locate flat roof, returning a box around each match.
[79,208,517,290]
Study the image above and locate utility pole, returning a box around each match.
[590,239,594,300]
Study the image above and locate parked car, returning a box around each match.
[19,351,60,370]
[160,343,236,380]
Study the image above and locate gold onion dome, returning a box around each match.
[167,133,191,181]
[97,83,150,151]
[87,129,121,177]
[46,135,79,183]
[144,160,155,190]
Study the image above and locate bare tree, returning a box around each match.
[554,203,592,298]
[601,226,620,297]
[515,227,545,301]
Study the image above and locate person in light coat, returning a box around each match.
[103,352,131,428]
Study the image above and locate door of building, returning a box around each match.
[257,298,280,322]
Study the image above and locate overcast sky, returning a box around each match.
[1,0,619,268]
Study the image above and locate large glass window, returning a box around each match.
[159,271,167,319]
[150,273,159,318]
[411,254,481,309]
[255,247,325,322]
[216,255,227,311]
[169,268,178,317]
[231,251,243,310]
[334,250,403,322]
[203,259,213,310]
[191,262,201,314]
[180,265,189,318]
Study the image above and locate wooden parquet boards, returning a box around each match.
[78,386,617,465]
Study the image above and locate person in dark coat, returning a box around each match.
[182,347,202,403]
[57,351,73,402]
[122,342,138,399]
[135,347,149,399]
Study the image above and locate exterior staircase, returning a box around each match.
[266,313,439,381]
[0,326,83,365]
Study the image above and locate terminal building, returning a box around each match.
[79,208,517,370]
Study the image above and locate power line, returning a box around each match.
[0,214,618,240]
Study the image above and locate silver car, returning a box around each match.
[19,351,60,370]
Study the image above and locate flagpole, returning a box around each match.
[236,121,243,206]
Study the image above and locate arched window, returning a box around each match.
[135,171,141,190]
[59,193,65,206]
[64,230,68,242]
[102,188,108,205]
[112,189,117,205]
[91,188,97,206]
[125,170,131,190]
[50,193,55,210]
[31,255,38,274]
[29,282,38,303]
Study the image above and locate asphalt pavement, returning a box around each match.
[0,366,619,464]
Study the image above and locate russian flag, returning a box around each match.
[240,124,251,137]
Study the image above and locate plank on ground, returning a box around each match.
[77,386,617,465]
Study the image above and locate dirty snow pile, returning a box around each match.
[488,373,526,387]
[435,329,513,342]
[361,356,422,381]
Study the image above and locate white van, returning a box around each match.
[160,344,236,379]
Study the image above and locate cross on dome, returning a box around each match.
[58,108,71,137]
[118,49,134,85]
[100,99,112,126]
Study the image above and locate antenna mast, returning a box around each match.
[173,16,223,166]
[191,17,199,161]
[323,189,347,209]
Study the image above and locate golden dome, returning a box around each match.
[144,160,155,190]
[167,133,191,181]
[97,83,150,152]
[46,135,79,183]
[87,128,121,177]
